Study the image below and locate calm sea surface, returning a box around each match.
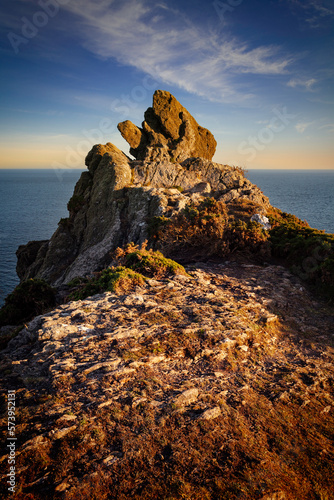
[0,168,333,306]
[0,169,85,306]
[247,169,334,234]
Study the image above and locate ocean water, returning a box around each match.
[246,169,334,234]
[0,168,333,306]
[0,169,85,306]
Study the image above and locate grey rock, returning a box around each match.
[15,92,270,287]
[251,213,271,230]
[198,407,222,420]
[174,388,199,406]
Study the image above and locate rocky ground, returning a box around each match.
[1,260,333,499]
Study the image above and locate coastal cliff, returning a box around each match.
[0,91,333,500]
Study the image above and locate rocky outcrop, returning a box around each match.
[16,91,269,286]
[2,92,333,500]
[1,261,333,498]
[16,240,48,280]
[118,90,217,162]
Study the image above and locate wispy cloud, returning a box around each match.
[319,123,334,133]
[58,0,291,103]
[295,121,314,133]
[295,118,334,134]
[286,0,334,28]
[287,77,317,90]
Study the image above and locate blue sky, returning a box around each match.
[0,0,333,169]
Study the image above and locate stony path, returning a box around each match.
[0,262,333,499]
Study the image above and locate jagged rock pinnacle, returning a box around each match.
[118,90,217,162]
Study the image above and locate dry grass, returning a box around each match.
[2,309,333,500]
[7,384,333,500]
[150,197,269,262]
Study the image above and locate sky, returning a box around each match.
[0,0,333,170]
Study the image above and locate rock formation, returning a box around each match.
[16,90,269,286]
[118,89,217,162]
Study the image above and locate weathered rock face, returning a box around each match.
[118,90,217,162]
[16,91,270,286]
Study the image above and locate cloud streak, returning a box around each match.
[59,0,292,103]
[295,121,314,133]
[287,0,334,28]
[287,78,317,90]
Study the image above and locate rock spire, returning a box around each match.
[118,90,217,162]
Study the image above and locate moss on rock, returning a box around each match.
[114,243,188,278]
[68,266,145,301]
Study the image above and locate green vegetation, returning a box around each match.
[67,244,189,301]
[0,279,56,327]
[68,266,145,301]
[147,199,333,301]
[268,209,334,301]
[69,245,188,301]
[114,242,188,278]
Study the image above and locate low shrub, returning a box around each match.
[149,197,269,261]
[227,198,264,221]
[268,209,334,301]
[68,266,145,301]
[0,279,56,326]
[113,242,188,278]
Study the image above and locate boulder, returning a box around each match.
[16,240,48,281]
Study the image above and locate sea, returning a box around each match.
[0,168,333,306]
